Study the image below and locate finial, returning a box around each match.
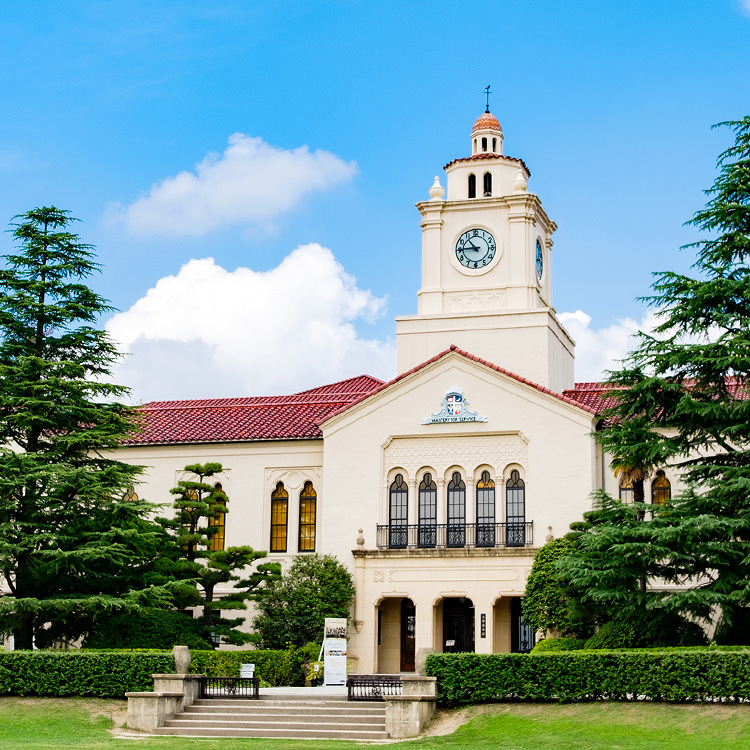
[429,176,445,201]
[484,84,492,113]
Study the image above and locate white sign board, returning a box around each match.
[323,617,348,686]
[323,638,347,686]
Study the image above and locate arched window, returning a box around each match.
[270,482,288,552]
[492,137,497,152]
[483,172,492,196]
[481,136,488,152]
[476,470,495,547]
[651,471,671,506]
[389,474,408,549]
[619,481,634,503]
[299,481,317,551]
[468,173,476,199]
[209,482,226,552]
[447,471,466,548]
[506,470,526,547]
[418,472,437,548]
[473,138,477,154]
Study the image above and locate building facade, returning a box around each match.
[114,110,678,672]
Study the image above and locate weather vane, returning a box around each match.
[484,85,492,113]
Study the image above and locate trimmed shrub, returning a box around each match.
[585,615,707,649]
[84,608,213,650]
[531,637,586,653]
[188,646,309,686]
[425,649,750,706]
[0,651,175,697]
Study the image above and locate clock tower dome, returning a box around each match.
[395,109,575,392]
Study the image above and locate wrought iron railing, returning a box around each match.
[376,521,533,550]
[347,675,402,701]
[199,676,260,699]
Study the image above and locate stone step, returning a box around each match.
[185,706,385,719]
[156,695,389,740]
[155,725,390,739]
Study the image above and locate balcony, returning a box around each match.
[375,522,533,550]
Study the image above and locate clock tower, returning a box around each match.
[395,109,575,393]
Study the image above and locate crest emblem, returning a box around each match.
[423,388,487,424]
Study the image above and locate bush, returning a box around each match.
[188,646,310,686]
[585,615,707,649]
[531,637,586,653]
[84,608,213,650]
[252,553,354,649]
[0,651,174,697]
[425,649,750,706]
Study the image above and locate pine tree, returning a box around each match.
[571,118,750,632]
[0,206,175,649]
[161,463,280,645]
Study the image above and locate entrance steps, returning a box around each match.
[153,692,389,740]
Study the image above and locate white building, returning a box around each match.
[115,109,676,673]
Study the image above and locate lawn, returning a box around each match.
[2,697,750,749]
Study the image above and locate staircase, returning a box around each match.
[153,692,389,740]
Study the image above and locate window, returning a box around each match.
[447,471,466,547]
[483,171,492,196]
[418,472,437,548]
[651,471,671,506]
[270,482,288,552]
[389,474,408,549]
[481,136,487,151]
[476,470,495,547]
[299,481,317,551]
[468,173,476,199]
[619,481,634,503]
[209,482,226,552]
[492,137,497,152]
[506,470,526,547]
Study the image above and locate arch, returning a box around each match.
[476,469,496,547]
[468,173,476,199]
[441,596,475,653]
[481,136,488,152]
[447,471,466,548]
[651,471,671,506]
[209,481,227,552]
[505,469,526,547]
[388,473,408,549]
[418,471,437,548]
[492,137,497,152]
[298,480,317,551]
[376,597,415,673]
[270,481,289,552]
[473,138,477,154]
[619,479,634,503]
[483,171,492,197]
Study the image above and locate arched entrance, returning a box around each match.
[376,597,415,673]
[442,597,475,653]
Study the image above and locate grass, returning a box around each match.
[1,697,750,749]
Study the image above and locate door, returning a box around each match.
[400,599,416,672]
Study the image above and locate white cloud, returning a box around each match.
[107,134,358,236]
[107,244,395,402]
[559,309,660,383]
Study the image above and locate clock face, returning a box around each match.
[535,239,544,281]
[455,228,496,269]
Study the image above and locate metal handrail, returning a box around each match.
[375,521,533,549]
[347,675,402,701]
[199,676,260,699]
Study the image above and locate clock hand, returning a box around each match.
[464,239,480,252]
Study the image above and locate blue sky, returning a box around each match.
[1,1,749,401]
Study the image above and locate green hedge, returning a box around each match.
[531,637,586,653]
[188,647,312,686]
[0,651,175,697]
[425,650,750,706]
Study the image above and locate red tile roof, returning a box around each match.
[124,375,384,446]
[472,111,502,134]
[443,152,530,175]
[321,345,601,425]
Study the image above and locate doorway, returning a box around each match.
[400,598,415,672]
[442,597,475,653]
